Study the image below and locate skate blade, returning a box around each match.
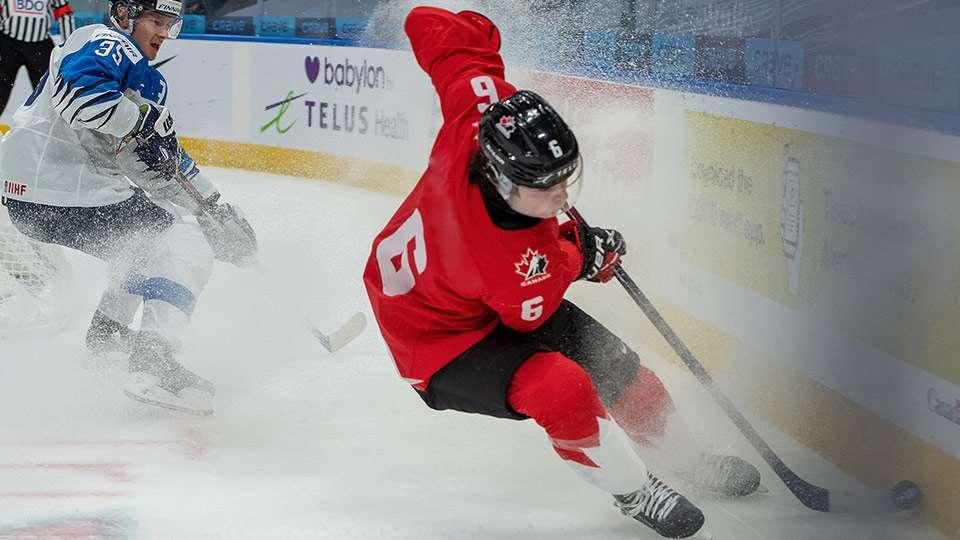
[125,389,214,416]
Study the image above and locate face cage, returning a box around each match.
[111,2,183,39]
[488,155,584,216]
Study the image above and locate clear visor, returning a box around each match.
[155,14,183,38]
[492,156,584,219]
[136,11,183,38]
[167,17,183,38]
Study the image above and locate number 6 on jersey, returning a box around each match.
[521,296,544,321]
[376,210,427,296]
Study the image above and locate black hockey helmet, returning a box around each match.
[109,0,183,38]
[478,90,581,190]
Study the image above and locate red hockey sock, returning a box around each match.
[608,364,675,447]
[507,352,608,468]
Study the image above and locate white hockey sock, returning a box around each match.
[139,299,189,351]
[563,416,650,496]
[96,286,141,326]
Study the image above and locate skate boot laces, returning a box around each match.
[615,473,681,523]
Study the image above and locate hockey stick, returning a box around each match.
[566,206,920,514]
[250,261,367,353]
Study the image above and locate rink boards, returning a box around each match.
[0,37,435,192]
[1,36,959,536]
[531,74,960,536]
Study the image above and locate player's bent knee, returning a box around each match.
[609,364,675,442]
[184,228,215,278]
[150,223,215,291]
[509,352,603,422]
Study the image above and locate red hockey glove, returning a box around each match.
[560,219,627,283]
[457,10,501,50]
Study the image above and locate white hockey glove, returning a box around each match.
[197,201,259,268]
[117,103,179,180]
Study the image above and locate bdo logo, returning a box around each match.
[15,0,46,12]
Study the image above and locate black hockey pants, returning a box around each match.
[0,33,53,117]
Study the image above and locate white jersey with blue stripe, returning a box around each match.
[1,24,168,207]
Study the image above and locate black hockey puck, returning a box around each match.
[891,480,922,510]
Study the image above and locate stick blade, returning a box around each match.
[827,485,907,515]
[313,312,367,352]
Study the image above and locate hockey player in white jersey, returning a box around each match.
[0,0,257,415]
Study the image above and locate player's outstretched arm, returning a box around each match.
[115,100,258,266]
[405,7,514,124]
[405,6,501,73]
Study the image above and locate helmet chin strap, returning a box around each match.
[485,161,517,203]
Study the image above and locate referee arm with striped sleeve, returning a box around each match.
[0,0,75,116]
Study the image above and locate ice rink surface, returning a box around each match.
[0,168,947,539]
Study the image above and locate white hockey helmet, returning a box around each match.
[109,0,184,38]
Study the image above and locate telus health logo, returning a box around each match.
[304,56,388,94]
[260,91,307,134]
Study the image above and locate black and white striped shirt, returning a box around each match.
[0,0,74,42]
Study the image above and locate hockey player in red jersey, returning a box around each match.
[364,7,759,538]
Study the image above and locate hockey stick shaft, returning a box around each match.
[612,264,830,511]
[567,207,900,514]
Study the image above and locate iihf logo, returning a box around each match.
[496,115,517,138]
[515,248,552,287]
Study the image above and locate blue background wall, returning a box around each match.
[64,0,960,134]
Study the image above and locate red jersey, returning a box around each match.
[363,7,583,391]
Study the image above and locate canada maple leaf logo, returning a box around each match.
[514,248,550,283]
[496,115,517,138]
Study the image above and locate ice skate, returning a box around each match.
[85,310,134,354]
[614,472,705,539]
[681,454,761,497]
[124,332,215,416]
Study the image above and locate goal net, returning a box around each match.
[0,207,73,337]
